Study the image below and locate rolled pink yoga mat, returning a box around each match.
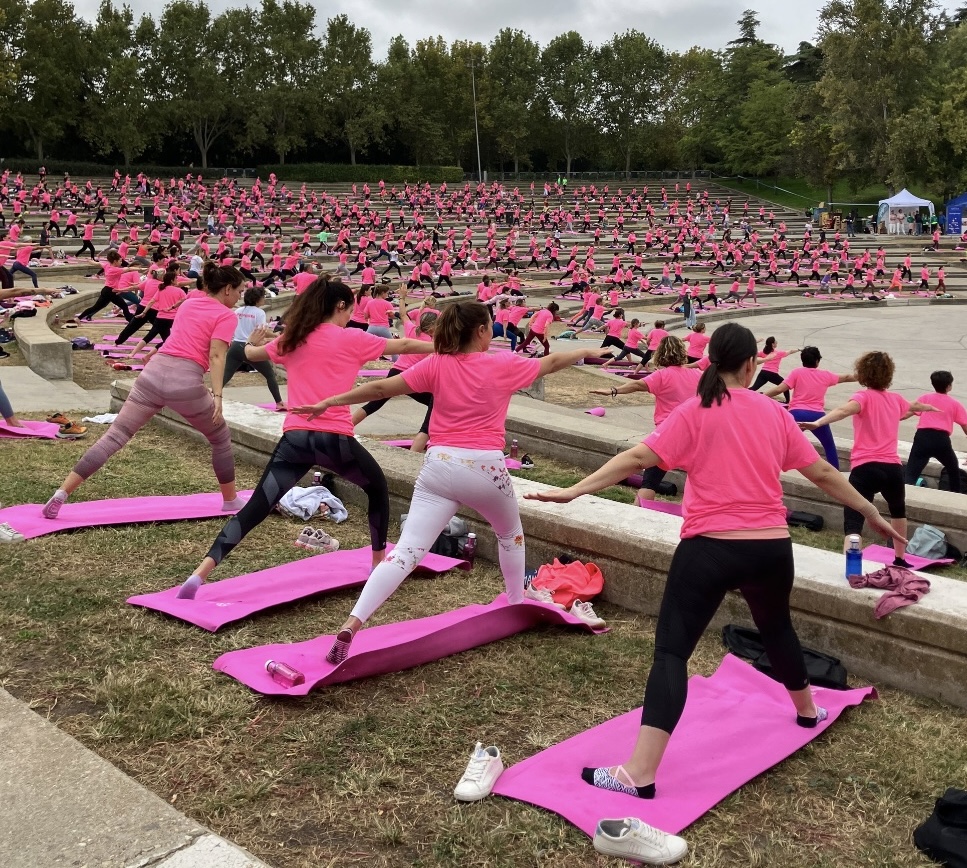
[128,545,469,631]
[493,654,875,837]
[585,407,606,417]
[0,420,61,440]
[0,490,254,540]
[212,594,606,694]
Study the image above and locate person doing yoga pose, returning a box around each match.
[176,275,429,599]
[43,262,248,520]
[526,322,905,800]
[750,337,797,403]
[221,286,285,410]
[291,301,608,664]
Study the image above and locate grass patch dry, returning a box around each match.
[0,425,964,867]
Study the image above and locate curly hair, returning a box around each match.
[654,335,688,368]
[854,351,895,390]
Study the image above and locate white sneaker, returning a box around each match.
[294,526,315,548]
[0,522,24,543]
[453,742,503,802]
[523,585,565,609]
[304,529,339,553]
[593,817,688,865]
[569,599,606,628]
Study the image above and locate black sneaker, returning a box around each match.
[0,348,9,359]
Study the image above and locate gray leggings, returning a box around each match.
[222,341,283,404]
[73,353,234,484]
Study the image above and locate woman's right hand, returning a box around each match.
[524,487,580,504]
[290,400,333,421]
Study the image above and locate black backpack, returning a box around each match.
[787,510,824,532]
[722,624,848,690]
[914,788,967,867]
[939,468,967,493]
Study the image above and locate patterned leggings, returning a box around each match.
[350,446,526,623]
[205,429,389,565]
[73,353,234,483]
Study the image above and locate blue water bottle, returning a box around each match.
[845,534,862,579]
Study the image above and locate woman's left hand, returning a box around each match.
[211,396,224,426]
[524,487,580,504]
[289,401,332,420]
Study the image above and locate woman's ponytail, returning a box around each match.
[697,322,757,408]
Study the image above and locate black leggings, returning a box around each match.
[140,317,174,346]
[115,308,157,345]
[223,340,283,404]
[844,461,906,534]
[78,286,134,321]
[205,430,390,564]
[750,370,788,402]
[360,367,433,434]
[904,429,961,492]
[76,240,97,259]
[614,344,646,362]
[600,335,626,353]
[642,536,808,732]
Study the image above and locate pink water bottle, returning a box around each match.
[510,439,519,460]
[265,660,305,688]
[463,532,477,566]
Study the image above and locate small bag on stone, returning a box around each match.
[787,510,824,532]
[908,525,948,560]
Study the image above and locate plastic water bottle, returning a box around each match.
[265,660,305,688]
[313,471,322,486]
[510,439,519,460]
[463,533,477,566]
[845,534,862,579]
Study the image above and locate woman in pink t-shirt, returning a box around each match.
[592,335,700,504]
[73,250,141,323]
[903,370,967,491]
[802,351,935,565]
[527,322,903,801]
[292,301,607,663]
[683,323,709,363]
[43,263,247,521]
[176,277,429,600]
[750,337,798,403]
[518,301,559,356]
[761,346,855,468]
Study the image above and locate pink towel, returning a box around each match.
[848,566,930,618]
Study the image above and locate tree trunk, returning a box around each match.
[350,144,357,166]
[36,138,44,162]
[625,147,632,180]
[278,149,286,166]
[201,147,209,170]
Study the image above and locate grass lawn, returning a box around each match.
[710,176,937,213]
[0,423,964,867]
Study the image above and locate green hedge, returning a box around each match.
[257,163,465,184]
[0,158,231,179]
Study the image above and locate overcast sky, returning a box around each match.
[72,0,964,57]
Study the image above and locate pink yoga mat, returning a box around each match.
[213,594,605,695]
[383,439,413,448]
[127,545,469,631]
[492,654,875,837]
[357,369,390,377]
[255,403,286,411]
[0,490,253,540]
[0,420,61,439]
[862,544,953,570]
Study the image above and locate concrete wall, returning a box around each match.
[110,379,967,709]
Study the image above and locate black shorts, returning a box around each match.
[844,461,905,533]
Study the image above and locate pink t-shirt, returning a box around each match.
[366,297,395,327]
[605,317,626,338]
[644,390,820,538]
[849,389,912,466]
[292,272,316,294]
[784,367,839,412]
[760,349,790,374]
[160,295,236,368]
[393,332,433,372]
[646,328,668,351]
[683,332,710,357]
[529,309,553,335]
[401,352,541,450]
[915,392,967,435]
[625,328,644,349]
[153,284,188,320]
[645,365,702,425]
[264,324,386,434]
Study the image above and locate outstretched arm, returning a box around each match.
[538,347,611,376]
[800,400,860,430]
[291,376,413,420]
[762,380,790,399]
[525,443,661,503]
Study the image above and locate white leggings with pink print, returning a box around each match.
[350,446,526,623]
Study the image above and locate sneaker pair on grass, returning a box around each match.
[295,526,339,553]
[47,413,87,439]
[593,817,688,865]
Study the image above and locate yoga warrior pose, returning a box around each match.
[43,262,247,519]
[176,276,428,599]
[527,323,905,800]
[291,301,607,664]
[801,351,937,565]
[221,287,285,411]
[902,371,967,492]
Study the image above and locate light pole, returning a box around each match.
[469,55,483,182]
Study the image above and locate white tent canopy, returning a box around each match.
[877,188,935,235]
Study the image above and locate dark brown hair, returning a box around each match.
[201,260,244,295]
[855,351,894,390]
[698,322,757,407]
[278,275,354,355]
[654,335,688,368]
[433,302,490,354]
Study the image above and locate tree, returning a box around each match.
[660,48,724,168]
[539,32,594,174]
[595,30,665,177]
[242,0,319,165]
[155,0,239,169]
[319,14,382,165]
[816,0,940,186]
[0,0,90,160]
[84,1,158,166]
[486,29,540,174]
